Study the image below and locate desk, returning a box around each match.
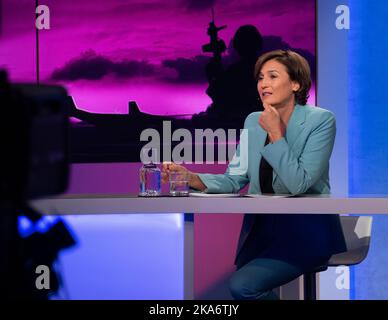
[29,194,388,215]
[30,194,388,299]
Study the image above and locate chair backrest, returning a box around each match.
[328,216,373,266]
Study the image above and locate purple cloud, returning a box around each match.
[51,50,156,81]
[162,55,210,83]
[51,50,210,83]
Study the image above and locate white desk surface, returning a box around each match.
[29,193,388,215]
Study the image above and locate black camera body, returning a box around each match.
[0,79,70,202]
[0,71,75,299]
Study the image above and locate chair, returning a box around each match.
[303,216,373,300]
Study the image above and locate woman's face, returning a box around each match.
[257,59,300,108]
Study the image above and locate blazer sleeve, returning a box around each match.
[260,112,336,195]
[197,122,250,193]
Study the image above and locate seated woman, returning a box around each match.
[162,50,346,300]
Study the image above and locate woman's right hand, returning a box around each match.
[161,162,206,191]
[161,162,190,184]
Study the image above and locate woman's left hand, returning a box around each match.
[259,103,285,142]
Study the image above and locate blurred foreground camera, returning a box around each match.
[0,70,76,299]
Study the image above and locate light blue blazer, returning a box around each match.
[197,104,346,268]
[198,104,335,195]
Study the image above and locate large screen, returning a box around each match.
[0,0,316,162]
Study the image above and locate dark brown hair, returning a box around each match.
[254,50,311,105]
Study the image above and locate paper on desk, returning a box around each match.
[244,194,291,198]
[189,192,241,197]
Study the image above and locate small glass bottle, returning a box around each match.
[139,148,161,197]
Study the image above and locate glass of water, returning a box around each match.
[139,147,161,197]
[169,171,190,196]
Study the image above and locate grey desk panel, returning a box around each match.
[30,194,388,215]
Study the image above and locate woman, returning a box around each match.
[162,50,346,300]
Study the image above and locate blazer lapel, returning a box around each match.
[272,104,307,187]
[251,124,267,194]
[285,104,307,148]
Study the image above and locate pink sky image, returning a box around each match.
[0,0,316,115]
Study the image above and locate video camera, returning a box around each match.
[0,70,76,299]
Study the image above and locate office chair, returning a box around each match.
[303,216,373,300]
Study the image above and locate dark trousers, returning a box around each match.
[229,258,306,300]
